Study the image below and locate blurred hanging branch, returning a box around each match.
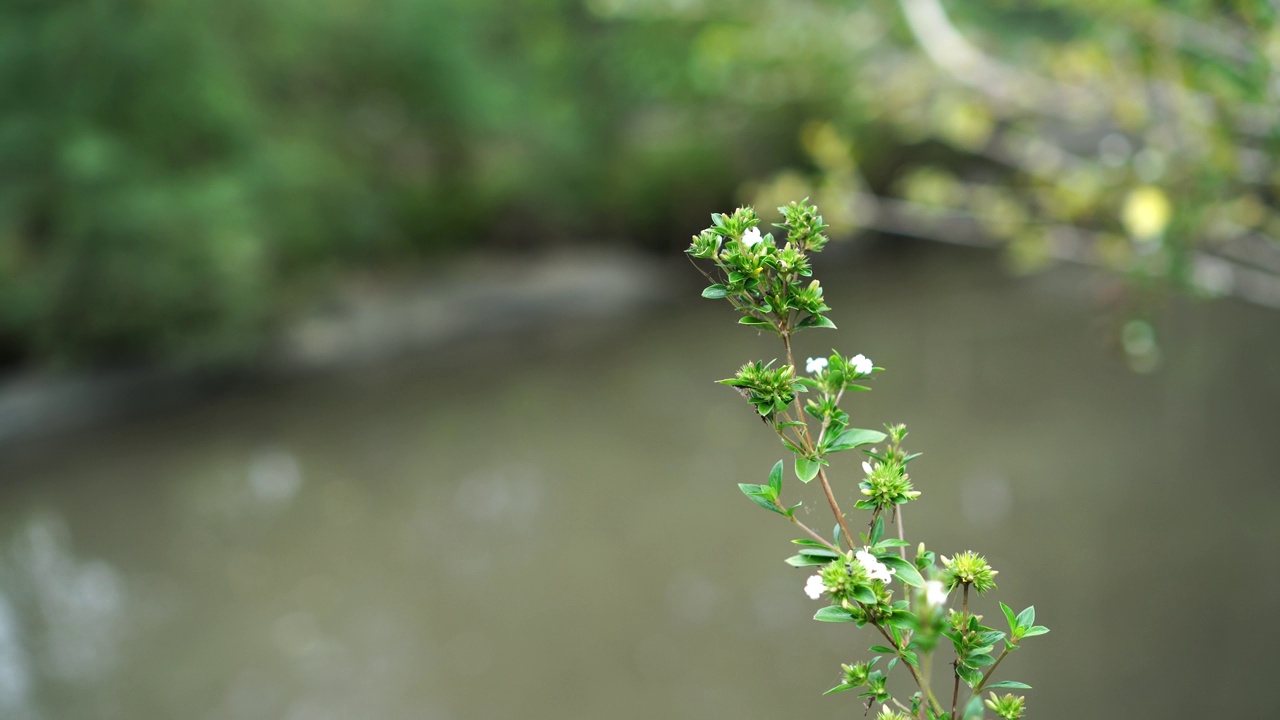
[736,0,1280,323]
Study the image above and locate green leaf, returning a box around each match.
[868,645,896,654]
[900,650,919,668]
[823,683,856,696]
[738,316,773,329]
[962,696,985,720]
[785,554,831,568]
[737,484,783,515]
[986,680,1032,690]
[999,602,1017,631]
[963,653,995,668]
[956,664,983,688]
[767,460,783,496]
[795,456,822,483]
[824,428,888,453]
[874,539,912,549]
[790,538,831,549]
[701,284,729,299]
[814,606,857,623]
[796,314,836,330]
[878,555,925,588]
[1021,625,1050,637]
[869,515,884,545]
[978,630,1006,646]
[1015,606,1036,630]
[850,585,876,604]
[797,548,840,561]
[886,612,920,632]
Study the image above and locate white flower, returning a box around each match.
[805,356,828,374]
[862,461,874,476]
[855,550,895,583]
[924,580,948,607]
[803,574,826,600]
[741,227,762,247]
[850,354,874,375]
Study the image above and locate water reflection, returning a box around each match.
[0,512,130,719]
[0,247,1276,719]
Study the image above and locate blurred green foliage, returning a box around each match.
[1,0,1277,367]
[0,0,770,366]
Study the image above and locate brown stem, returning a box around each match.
[951,662,961,719]
[871,621,943,716]
[789,516,840,553]
[816,466,857,551]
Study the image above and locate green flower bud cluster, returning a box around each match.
[819,556,870,603]
[985,692,1027,719]
[856,428,923,512]
[856,458,921,511]
[717,360,798,421]
[941,551,999,594]
[839,659,873,687]
[687,201,835,336]
[777,199,830,253]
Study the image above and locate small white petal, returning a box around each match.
[851,354,874,375]
[862,461,874,475]
[805,356,828,374]
[742,227,762,247]
[924,580,949,607]
[855,550,896,583]
[803,574,826,600]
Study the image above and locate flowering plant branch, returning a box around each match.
[686,201,1048,720]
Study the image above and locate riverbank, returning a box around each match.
[0,249,672,447]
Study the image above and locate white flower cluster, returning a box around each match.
[741,227,762,247]
[924,580,948,607]
[850,353,873,375]
[855,550,895,583]
[803,574,827,600]
[807,355,873,376]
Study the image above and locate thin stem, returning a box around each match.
[920,652,934,720]
[952,584,970,718]
[969,646,1014,704]
[774,408,810,452]
[894,504,908,560]
[781,331,798,386]
[870,621,943,716]
[789,516,840,553]
[814,387,846,448]
[951,663,960,719]
[816,466,857,552]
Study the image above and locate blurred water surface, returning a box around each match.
[0,245,1278,720]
